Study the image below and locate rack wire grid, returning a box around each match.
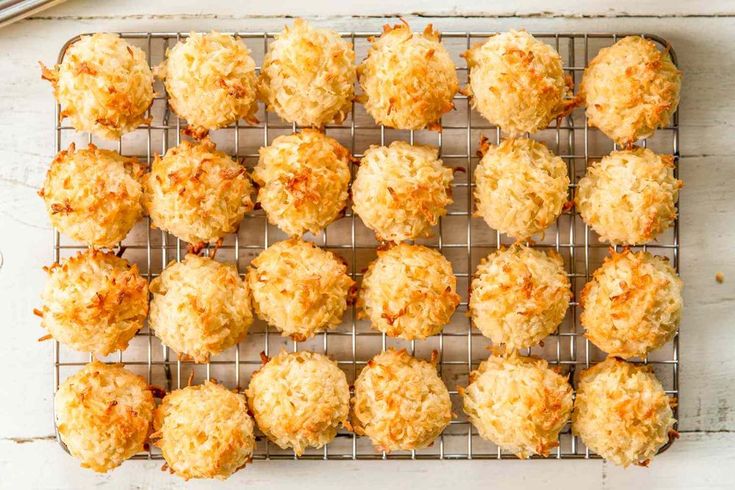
[51,29,680,461]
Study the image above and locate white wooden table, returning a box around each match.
[1,1,734,488]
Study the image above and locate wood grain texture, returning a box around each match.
[0,1,733,487]
[22,0,735,19]
[0,433,732,489]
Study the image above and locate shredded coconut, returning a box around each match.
[143,138,254,245]
[253,130,351,236]
[465,30,572,136]
[351,349,451,451]
[149,254,253,363]
[470,245,572,351]
[259,19,355,127]
[572,357,676,467]
[41,33,154,140]
[155,32,258,137]
[153,381,255,480]
[358,243,459,339]
[246,351,349,455]
[581,249,682,358]
[352,141,453,242]
[581,36,681,145]
[475,138,569,240]
[575,147,682,245]
[55,361,154,473]
[462,354,573,458]
[358,23,458,130]
[41,249,148,356]
[40,143,144,248]
[247,238,354,341]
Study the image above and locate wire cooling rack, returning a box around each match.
[51,30,680,461]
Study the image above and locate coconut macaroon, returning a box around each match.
[461,354,573,458]
[246,351,350,455]
[358,243,460,340]
[358,23,458,130]
[153,381,255,480]
[247,238,354,340]
[475,138,569,240]
[41,33,153,140]
[149,254,253,363]
[581,250,683,359]
[465,30,572,136]
[143,138,254,245]
[259,19,355,127]
[156,32,258,137]
[580,36,681,145]
[352,349,451,451]
[55,361,154,473]
[573,357,676,467]
[470,245,572,351]
[253,130,352,236]
[39,144,144,248]
[39,249,148,356]
[352,141,453,242]
[575,147,682,245]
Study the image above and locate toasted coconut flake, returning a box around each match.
[581,36,681,145]
[475,138,569,240]
[41,33,153,140]
[462,354,573,458]
[352,141,453,242]
[575,147,682,245]
[358,243,459,339]
[149,254,253,363]
[581,249,682,358]
[259,19,355,127]
[246,351,349,455]
[351,349,451,451]
[156,32,258,135]
[143,138,254,245]
[55,361,154,472]
[247,238,354,340]
[41,249,148,356]
[40,144,144,248]
[470,245,572,350]
[253,130,351,236]
[572,357,676,467]
[153,381,255,480]
[358,23,458,130]
[465,30,571,136]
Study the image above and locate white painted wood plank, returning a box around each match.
[678,156,735,431]
[28,0,735,19]
[604,432,735,490]
[1,6,734,488]
[0,433,732,489]
[0,209,56,439]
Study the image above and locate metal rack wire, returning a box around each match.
[51,30,680,461]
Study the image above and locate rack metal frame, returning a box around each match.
[51,30,679,461]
